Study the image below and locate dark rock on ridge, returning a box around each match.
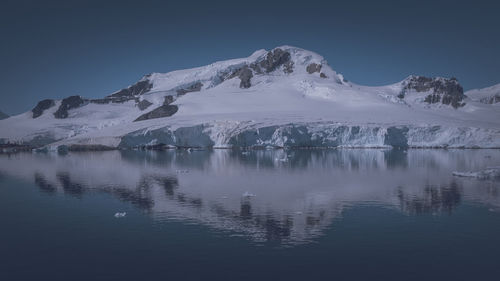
[137,99,153,111]
[283,61,294,74]
[306,63,322,74]
[401,76,465,108]
[134,95,178,122]
[479,94,500,104]
[176,82,203,96]
[109,79,153,98]
[259,48,291,73]
[234,66,253,88]
[54,96,86,119]
[32,99,56,118]
[163,95,174,105]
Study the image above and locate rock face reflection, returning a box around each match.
[0,149,499,245]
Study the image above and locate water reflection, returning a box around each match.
[1,149,499,245]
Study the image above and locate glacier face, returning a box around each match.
[0,45,499,150]
[117,122,500,149]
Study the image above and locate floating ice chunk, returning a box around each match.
[114,212,127,218]
[241,151,250,155]
[176,170,189,174]
[452,167,500,180]
[295,211,303,215]
[242,191,256,198]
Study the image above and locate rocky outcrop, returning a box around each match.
[283,61,294,74]
[54,96,86,119]
[235,66,253,88]
[401,76,465,108]
[258,48,292,73]
[479,94,500,104]
[306,63,322,74]
[137,99,153,110]
[176,82,203,96]
[32,99,55,118]
[134,95,178,122]
[109,78,153,98]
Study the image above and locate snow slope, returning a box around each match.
[0,46,499,149]
[465,83,500,105]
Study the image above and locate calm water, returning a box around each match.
[0,149,499,281]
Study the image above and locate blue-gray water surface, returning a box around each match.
[0,149,499,281]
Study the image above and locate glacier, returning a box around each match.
[0,45,499,151]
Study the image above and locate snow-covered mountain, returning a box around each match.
[0,46,499,150]
[0,111,8,120]
[465,83,500,105]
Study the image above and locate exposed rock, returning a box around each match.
[109,79,153,98]
[424,94,441,104]
[134,104,178,122]
[227,66,254,88]
[249,63,263,74]
[32,99,56,118]
[176,82,203,96]
[479,94,500,104]
[89,98,112,104]
[306,63,322,74]
[320,73,327,78]
[54,96,86,119]
[90,96,138,104]
[402,76,465,108]
[239,67,253,88]
[259,48,291,73]
[137,99,153,111]
[283,61,294,74]
[163,95,174,105]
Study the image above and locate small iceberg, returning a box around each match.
[275,155,289,162]
[242,191,256,198]
[452,167,500,180]
[114,212,127,218]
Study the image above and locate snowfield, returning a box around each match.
[0,46,499,150]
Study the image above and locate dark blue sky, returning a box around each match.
[1,0,499,115]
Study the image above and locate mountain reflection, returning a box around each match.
[397,182,462,215]
[1,149,499,245]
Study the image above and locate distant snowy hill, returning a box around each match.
[0,46,499,150]
[0,111,7,120]
[465,83,500,105]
